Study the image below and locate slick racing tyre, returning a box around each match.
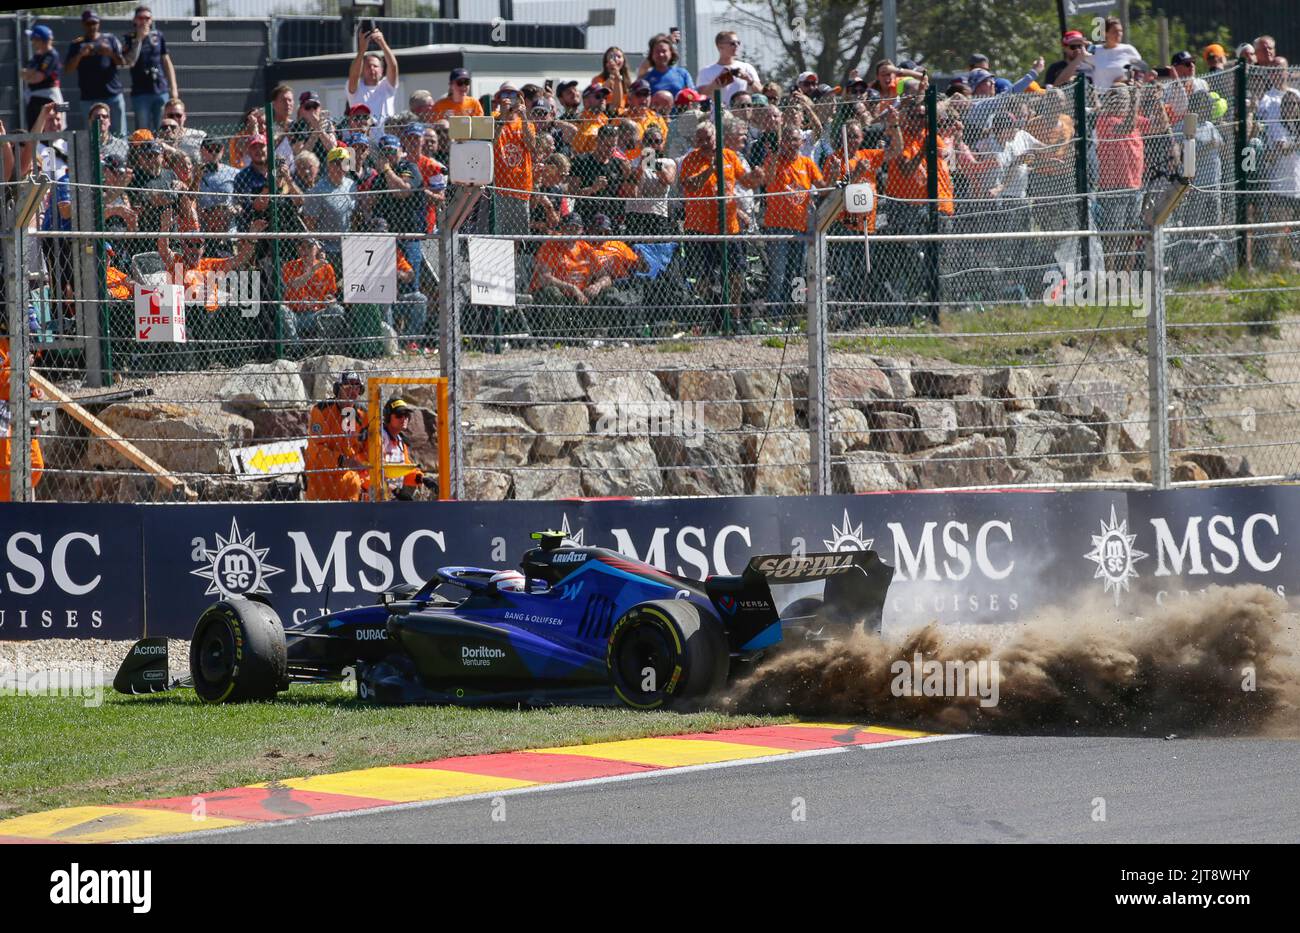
[189,599,288,703]
[606,600,728,709]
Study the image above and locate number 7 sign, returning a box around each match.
[342,235,398,304]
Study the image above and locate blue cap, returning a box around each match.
[378,134,401,150]
[28,24,53,40]
[401,122,426,136]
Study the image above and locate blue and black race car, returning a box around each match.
[114,530,893,710]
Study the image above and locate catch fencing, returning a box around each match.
[6,62,1300,502]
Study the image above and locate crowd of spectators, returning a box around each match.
[12,12,1300,348]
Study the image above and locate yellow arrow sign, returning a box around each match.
[247,448,303,473]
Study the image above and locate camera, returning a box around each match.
[360,18,373,35]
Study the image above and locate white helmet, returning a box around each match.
[490,570,526,592]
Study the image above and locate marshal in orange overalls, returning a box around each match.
[0,337,44,501]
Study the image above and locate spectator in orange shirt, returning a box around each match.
[589,212,647,281]
[156,217,256,310]
[570,84,612,154]
[531,212,613,305]
[679,121,764,324]
[493,82,537,235]
[593,46,632,114]
[431,67,484,120]
[624,79,669,141]
[279,237,344,346]
[761,124,823,319]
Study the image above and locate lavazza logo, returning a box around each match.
[191,518,284,598]
[1084,505,1284,604]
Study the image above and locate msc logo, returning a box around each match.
[1084,505,1148,603]
[824,509,873,552]
[191,518,284,599]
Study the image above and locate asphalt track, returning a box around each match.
[177,735,1300,844]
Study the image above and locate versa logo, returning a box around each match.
[50,863,151,913]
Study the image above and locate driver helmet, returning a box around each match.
[490,570,526,592]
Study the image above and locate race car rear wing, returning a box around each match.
[709,550,894,650]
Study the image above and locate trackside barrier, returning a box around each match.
[0,485,1291,639]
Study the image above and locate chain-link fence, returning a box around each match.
[9,63,1300,501]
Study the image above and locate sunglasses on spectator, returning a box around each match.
[634,88,651,96]
[165,111,184,119]
[455,79,471,87]
[304,101,321,110]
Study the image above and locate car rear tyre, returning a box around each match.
[189,599,288,703]
[606,600,728,709]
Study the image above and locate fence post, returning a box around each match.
[78,127,108,387]
[1145,224,1171,489]
[1073,76,1091,276]
[924,84,939,323]
[712,89,731,334]
[1234,61,1249,270]
[6,193,33,502]
[264,102,284,360]
[806,223,830,495]
[439,189,481,501]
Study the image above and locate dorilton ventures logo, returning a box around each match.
[824,509,873,552]
[191,518,284,599]
[1084,505,1148,603]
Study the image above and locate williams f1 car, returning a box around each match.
[114,531,893,709]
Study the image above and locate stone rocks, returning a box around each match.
[248,408,308,441]
[465,410,536,468]
[1044,378,1128,420]
[829,408,872,454]
[869,410,913,454]
[660,434,747,497]
[465,469,512,500]
[674,369,743,431]
[872,357,914,399]
[88,402,254,475]
[901,400,958,450]
[582,369,670,424]
[1004,410,1070,460]
[1181,451,1253,480]
[911,367,982,399]
[510,466,582,500]
[1173,460,1210,482]
[523,403,589,458]
[911,435,1016,488]
[217,360,308,415]
[744,431,810,496]
[984,367,1038,411]
[951,395,1006,437]
[300,354,368,400]
[734,370,796,429]
[571,437,664,497]
[832,451,914,492]
[827,362,893,408]
[469,360,584,405]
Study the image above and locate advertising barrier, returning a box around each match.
[0,488,1291,640]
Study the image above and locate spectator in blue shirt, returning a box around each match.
[66,9,126,135]
[197,136,239,233]
[638,33,694,98]
[22,24,63,131]
[232,134,270,196]
[122,5,179,133]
